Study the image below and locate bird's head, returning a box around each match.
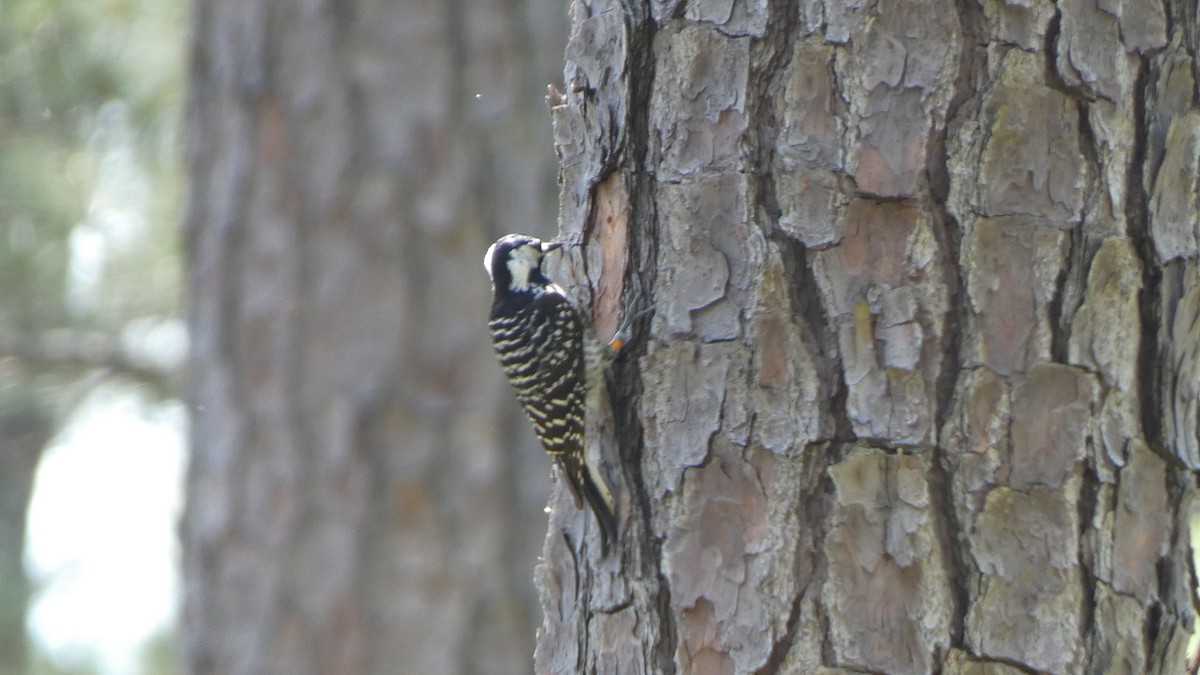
[484,234,563,293]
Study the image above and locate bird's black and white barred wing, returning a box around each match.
[491,288,587,467]
[487,286,618,548]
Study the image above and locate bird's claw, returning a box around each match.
[608,305,653,354]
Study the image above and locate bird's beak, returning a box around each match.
[541,241,564,254]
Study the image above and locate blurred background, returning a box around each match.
[1,0,183,672]
[1,1,569,673]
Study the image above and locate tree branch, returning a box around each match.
[0,330,178,395]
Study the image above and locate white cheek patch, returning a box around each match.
[484,242,498,280]
[507,248,536,290]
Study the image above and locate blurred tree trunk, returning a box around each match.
[0,403,51,675]
[536,1,1199,673]
[182,1,566,673]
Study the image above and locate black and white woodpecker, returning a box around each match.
[484,233,619,550]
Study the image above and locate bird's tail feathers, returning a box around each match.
[557,454,618,553]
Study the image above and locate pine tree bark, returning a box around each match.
[536,1,1198,673]
[181,2,565,673]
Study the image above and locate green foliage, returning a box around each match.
[137,628,179,675]
[0,0,185,672]
[27,651,102,675]
[0,0,184,338]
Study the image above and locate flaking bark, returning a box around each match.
[537,0,1199,673]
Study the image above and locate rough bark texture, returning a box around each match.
[182,2,565,673]
[537,0,1199,673]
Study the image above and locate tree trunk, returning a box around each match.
[536,1,1198,673]
[0,402,51,675]
[182,2,565,673]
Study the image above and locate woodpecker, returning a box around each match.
[484,233,619,550]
